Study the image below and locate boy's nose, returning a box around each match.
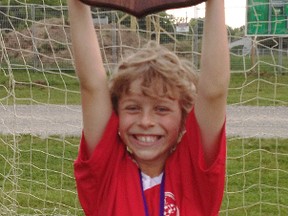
[139,111,155,128]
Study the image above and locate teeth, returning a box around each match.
[136,135,158,143]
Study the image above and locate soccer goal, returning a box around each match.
[0,1,288,215]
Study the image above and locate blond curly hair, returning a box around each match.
[109,41,198,124]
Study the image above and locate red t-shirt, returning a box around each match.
[74,110,226,216]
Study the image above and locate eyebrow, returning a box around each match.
[121,94,176,104]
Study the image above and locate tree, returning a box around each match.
[228,25,245,38]
[189,17,204,36]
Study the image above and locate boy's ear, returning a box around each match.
[79,0,207,18]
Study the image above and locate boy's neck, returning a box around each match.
[136,158,166,178]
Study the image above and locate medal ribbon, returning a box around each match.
[139,170,165,216]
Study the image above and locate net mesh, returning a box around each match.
[0,1,288,215]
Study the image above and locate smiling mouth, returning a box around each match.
[134,135,161,143]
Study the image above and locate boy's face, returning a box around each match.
[118,79,182,170]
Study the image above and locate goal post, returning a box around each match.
[0,1,288,215]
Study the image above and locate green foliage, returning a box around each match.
[189,17,204,35]
[228,25,245,38]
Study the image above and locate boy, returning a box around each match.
[68,0,230,215]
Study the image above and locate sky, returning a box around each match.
[167,0,247,28]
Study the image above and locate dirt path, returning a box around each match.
[226,106,288,138]
[0,105,288,138]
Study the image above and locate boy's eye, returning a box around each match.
[125,105,140,112]
[155,106,170,113]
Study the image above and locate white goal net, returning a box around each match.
[0,1,288,215]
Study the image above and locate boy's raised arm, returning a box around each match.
[194,0,230,166]
[68,0,112,156]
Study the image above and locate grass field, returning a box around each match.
[0,135,83,215]
[221,138,288,215]
[1,59,288,106]
[1,135,288,215]
[0,69,81,105]
[228,72,288,106]
[228,53,288,106]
